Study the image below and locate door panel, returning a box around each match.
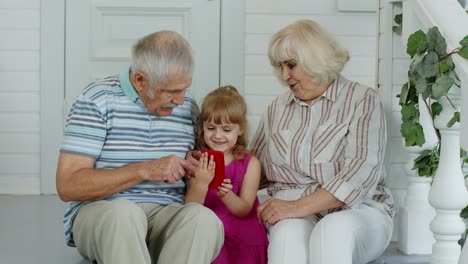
[65,0,220,109]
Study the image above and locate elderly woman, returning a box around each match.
[252,19,394,264]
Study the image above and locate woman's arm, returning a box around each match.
[257,188,344,224]
[320,89,386,208]
[218,156,261,218]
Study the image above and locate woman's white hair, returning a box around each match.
[130,31,194,90]
[268,19,350,85]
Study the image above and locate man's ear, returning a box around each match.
[131,71,146,93]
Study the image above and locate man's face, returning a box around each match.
[134,72,192,116]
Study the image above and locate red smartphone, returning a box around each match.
[201,150,225,189]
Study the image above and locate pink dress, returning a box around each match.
[204,154,268,264]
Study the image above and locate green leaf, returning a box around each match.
[458,46,468,60]
[460,148,467,160]
[417,51,439,78]
[415,78,431,99]
[460,35,468,47]
[401,121,416,137]
[447,112,460,127]
[393,25,402,35]
[449,70,461,86]
[401,122,424,147]
[407,30,427,57]
[418,166,432,177]
[394,14,402,25]
[431,102,442,117]
[415,131,426,147]
[427,27,447,56]
[461,205,468,219]
[401,104,418,121]
[399,82,410,105]
[410,54,424,74]
[431,76,454,99]
[439,57,454,73]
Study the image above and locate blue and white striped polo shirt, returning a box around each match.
[61,70,199,247]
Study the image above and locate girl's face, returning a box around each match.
[278,60,329,103]
[203,120,243,156]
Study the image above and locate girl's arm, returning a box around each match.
[218,156,261,218]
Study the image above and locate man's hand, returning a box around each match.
[185,150,202,177]
[144,155,191,184]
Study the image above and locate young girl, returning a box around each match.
[194,86,268,264]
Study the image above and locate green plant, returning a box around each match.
[392,14,402,35]
[396,25,468,219]
[398,26,468,176]
[399,27,468,147]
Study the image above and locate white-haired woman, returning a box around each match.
[252,19,394,264]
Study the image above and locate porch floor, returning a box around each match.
[0,195,430,264]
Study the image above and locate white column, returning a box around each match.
[398,96,437,254]
[429,91,468,264]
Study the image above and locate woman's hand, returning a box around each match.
[257,198,299,225]
[217,178,233,198]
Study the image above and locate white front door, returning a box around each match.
[65,0,220,109]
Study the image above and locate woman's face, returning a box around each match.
[278,60,329,103]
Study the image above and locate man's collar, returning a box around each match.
[120,69,140,103]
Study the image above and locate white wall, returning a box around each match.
[0,0,41,194]
[244,0,378,137]
[378,1,411,241]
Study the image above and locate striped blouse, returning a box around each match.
[60,70,199,246]
[251,75,395,218]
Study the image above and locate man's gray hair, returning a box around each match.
[130,31,194,88]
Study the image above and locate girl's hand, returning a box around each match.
[193,152,215,186]
[217,178,233,198]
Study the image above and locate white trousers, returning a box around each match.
[267,189,393,264]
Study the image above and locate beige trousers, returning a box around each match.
[72,199,224,264]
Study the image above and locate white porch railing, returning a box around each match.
[400,0,468,263]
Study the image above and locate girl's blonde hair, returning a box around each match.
[196,85,249,160]
[268,19,350,85]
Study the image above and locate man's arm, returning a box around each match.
[56,152,190,202]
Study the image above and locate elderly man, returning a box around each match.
[56,31,223,264]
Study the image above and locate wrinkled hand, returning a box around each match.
[145,155,190,184]
[185,150,202,178]
[193,152,215,186]
[257,198,299,225]
[217,178,233,198]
